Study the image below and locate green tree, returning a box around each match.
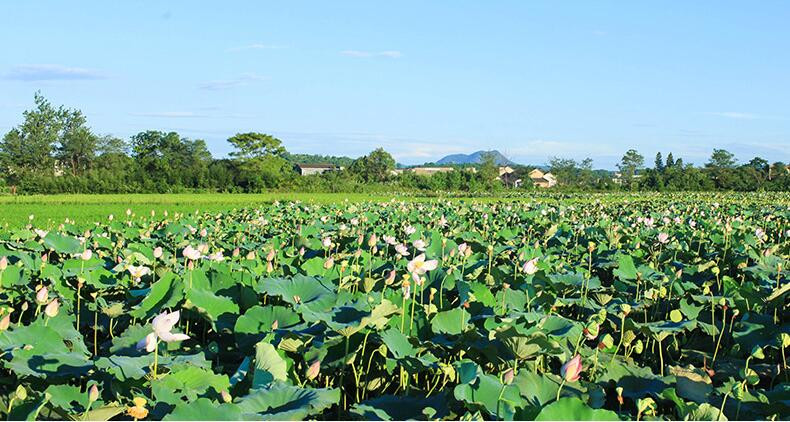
[654,152,664,172]
[0,93,64,181]
[478,151,501,190]
[227,132,291,191]
[617,149,644,189]
[665,152,675,168]
[349,147,396,183]
[56,109,99,176]
[706,149,737,168]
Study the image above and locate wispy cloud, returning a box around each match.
[5,64,106,81]
[227,43,288,52]
[198,73,266,91]
[705,111,763,120]
[130,111,207,118]
[340,50,402,59]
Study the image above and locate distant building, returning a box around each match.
[410,167,455,176]
[295,163,341,176]
[612,172,642,185]
[498,166,515,177]
[528,169,557,188]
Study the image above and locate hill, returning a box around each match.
[436,150,514,166]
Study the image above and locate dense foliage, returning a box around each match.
[1,94,788,194]
[0,193,788,420]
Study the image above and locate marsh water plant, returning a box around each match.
[0,193,787,420]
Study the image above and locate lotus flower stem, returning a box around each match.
[76,284,82,329]
[93,306,98,356]
[608,314,626,370]
[153,341,158,379]
[717,390,730,421]
[712,306,727,364]
[555,378,567,401]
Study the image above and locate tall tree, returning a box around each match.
[227,132,291,191]
[0,92,64,180]
[706,149,737,168]
[618,149,644,188]
[654,152,664,172]
[665,152,675,168]
[349,147,396,183]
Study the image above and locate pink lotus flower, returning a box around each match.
[404,226,416,236]
[182,245,202,260]
[322,237,332,248]
[561,354,582,382]
[407,254,438,276]
[522,258,539,275]
[657,233,670,244]
[412,239,426,251]
[395,244,410,256]
[153,247,163,259]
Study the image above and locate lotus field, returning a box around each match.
[1,194,789,420]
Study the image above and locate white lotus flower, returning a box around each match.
[137,310,190,352]
[128,265,151,281]
[395,244,410,256]
[182,245,202,260]
[407,253,438,276]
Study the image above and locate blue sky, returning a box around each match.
[1,1,789,168]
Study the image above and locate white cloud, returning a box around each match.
[5,64,105,81]
[198,73,266,91]
[340,50,402,59]
[227,43,288,52]
[705,112,762,120]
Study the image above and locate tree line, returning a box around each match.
[0,94,787,194]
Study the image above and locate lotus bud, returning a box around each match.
[21,302,28,312]
[298,247,305,257]
[153,247,163,259]
[306,360,321,381]
[81,249,93,261]
[266,249,276,262]
[0,313,10,331]
[271,320,279,330]
[560,354,582,382]
[15,385,26,400]
[385,270,396,285]
[0,256,7,271]
[368,234,377,248]
[246,251,255,260]
[266,261,274,274]
[45,299,60,318]
[36,286,49,304]
[323,257,334,269]
[616,387,624,405]
[126,208,132,217]
[503,368,514,385]
[88,384,100,402]
[221,390,232,403]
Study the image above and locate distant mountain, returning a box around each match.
[436,150,515,166]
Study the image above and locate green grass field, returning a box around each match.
[2,191,786,229]
[0,193,396,228]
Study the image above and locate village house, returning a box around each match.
[295,163,341,176]
[528,169,557,188]
[410,167,455,176]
